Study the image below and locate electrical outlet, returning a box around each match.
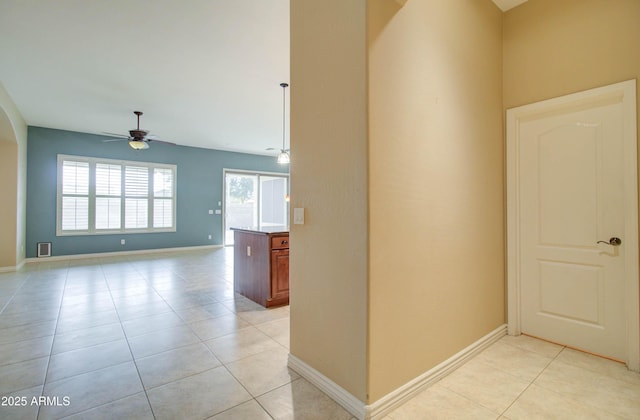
[247,246,251,256]
[208,234,212,240]
[120,239,125,245]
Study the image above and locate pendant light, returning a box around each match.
[277,82,290,164]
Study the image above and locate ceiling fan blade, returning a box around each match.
[147,138,177,146]
[102,138,128,143]
[102,132,129,139]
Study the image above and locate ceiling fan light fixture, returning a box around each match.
[129,140,149,150]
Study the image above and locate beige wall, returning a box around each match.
[504,0,640,111]
[289,0,369,401]
[0,82,27,269]
[368,0,504,401]
[291,0,504,404]
[275,0,639,408]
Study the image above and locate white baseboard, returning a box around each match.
[287,354,366,418]
[0,259,25,273]
[365,324,507,419]
[25,244,224,264]
[288,324,507,420]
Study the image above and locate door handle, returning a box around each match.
[597,237,622,246]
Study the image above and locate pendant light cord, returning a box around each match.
[280,83,288,151]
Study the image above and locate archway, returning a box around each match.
[0,105,20,269]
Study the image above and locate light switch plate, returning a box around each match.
[293,208,305,225]
[215,209,221,214]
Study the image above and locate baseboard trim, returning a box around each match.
[287,355,366,419]
[0,259,25,273]
[288,324,507,420]
[25,244,224,264]
[366,324,507,419]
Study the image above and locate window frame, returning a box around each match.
[56,154,177,236]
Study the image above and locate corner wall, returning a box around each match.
[290,0,504,406]
[368,0,504,401]
[289,0,369,401]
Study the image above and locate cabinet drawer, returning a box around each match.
[271,236,290,249]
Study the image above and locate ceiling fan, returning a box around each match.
[103,111,175,150]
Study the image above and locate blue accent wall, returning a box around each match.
[26,127,288,257]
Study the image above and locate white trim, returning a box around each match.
[222,168,290,178]
[623,84,640,371]
[365,324,506,419]
[25,244,222,264]
[288,325,507,420]
[506,79,639,371]
[0,259,26,273]
[287,354,366,419]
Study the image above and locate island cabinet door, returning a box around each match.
[270,248,289,300]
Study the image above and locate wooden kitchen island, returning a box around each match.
[231,227,289,307]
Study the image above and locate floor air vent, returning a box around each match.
[37,242,52,257]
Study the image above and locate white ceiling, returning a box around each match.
[492,0,528,12]
[0,0,290,155]
[0,1,525,155]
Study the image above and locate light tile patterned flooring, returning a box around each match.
[0,247,638,419]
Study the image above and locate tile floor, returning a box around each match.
[0,247,638,419]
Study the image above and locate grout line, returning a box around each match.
[37,261,71,419]
[0,276,28,315]
[102,260,159,420]
[499,342,566,417]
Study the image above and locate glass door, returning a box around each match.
[260,176,288,231]
[224,171,289,246]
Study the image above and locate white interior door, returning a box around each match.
[507,80,639,368]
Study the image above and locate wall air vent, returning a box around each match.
[37,242,52,258]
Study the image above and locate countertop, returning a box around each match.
[230,227,289,235]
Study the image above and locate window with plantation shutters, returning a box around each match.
[125,166,149,229]
[95,163,121,230]
[61,160,89,231]
[57,155,176,236]
[153,168,174,228]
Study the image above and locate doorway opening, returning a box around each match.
[223,169,289,246]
